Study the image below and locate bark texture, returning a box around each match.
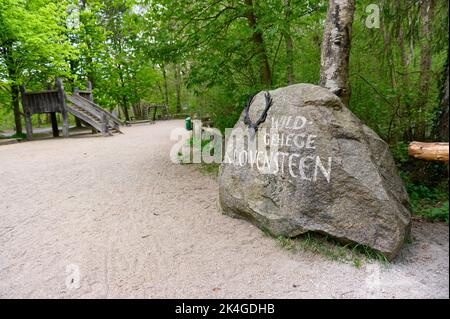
[319,0,355,107]
[175,64,182,114]
[435,63,449,142]
[416,0,435,139]
[285,0,295,85]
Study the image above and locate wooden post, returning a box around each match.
[86,80,93,102]
[20,85,33,140]
[56,78,69,138]
[84,81,97,134]
[50,112,59,137]
[101,113,109,136]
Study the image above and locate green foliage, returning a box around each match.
[390,142,410,166]
[1,0,448,143]
[0,0,75,82]
[407,181,449,223]
[419,201,449,223]
[348,0,449,142]
[0,0,76,132]
[391,140,448,225]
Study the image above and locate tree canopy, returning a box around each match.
[0,0,448,141]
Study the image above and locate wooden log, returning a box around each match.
[408,142,449,161]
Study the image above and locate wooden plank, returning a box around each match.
[66,105,103,132]
[24,90,58,95]
[68,96,102,120]
[26,91,60,114]
[408,142,449,161]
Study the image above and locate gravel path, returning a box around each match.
[0,120,448,298]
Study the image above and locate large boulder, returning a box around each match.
[218,84,411,260]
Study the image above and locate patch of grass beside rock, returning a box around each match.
[272,231,389,268]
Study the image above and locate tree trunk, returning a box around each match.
[3,42,23,135]
[244,0,272,87]
[175,64,182,114]
[285,0,295,85]
[119,85,130,121]
[435,62,449,142]
[319,0,355,107]
[11,84,22,135]
[122,103,130,122]
[117,66,130,122]
[380,3,400,142]
[162,64,169,107]
[398,8,413,141]
[416,0,435,139]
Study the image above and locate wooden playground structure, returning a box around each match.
[20,78,123,140]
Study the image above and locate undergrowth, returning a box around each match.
[392,142,449,224]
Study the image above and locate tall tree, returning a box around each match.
[434,62,449,142]
[244,0,272,87]
[161,64,169,106]
[0,0,73,134]
[319,0,355,106]
[174,64,182,113]
[416,0,436,139]
[284,0,295,85]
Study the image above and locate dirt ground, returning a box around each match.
[0,120,448,299]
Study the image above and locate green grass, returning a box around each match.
[273,232,389,268]
[7,132,27,139]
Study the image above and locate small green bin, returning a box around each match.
[185,116,192,131]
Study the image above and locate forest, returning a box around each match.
[0,0,449,221]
